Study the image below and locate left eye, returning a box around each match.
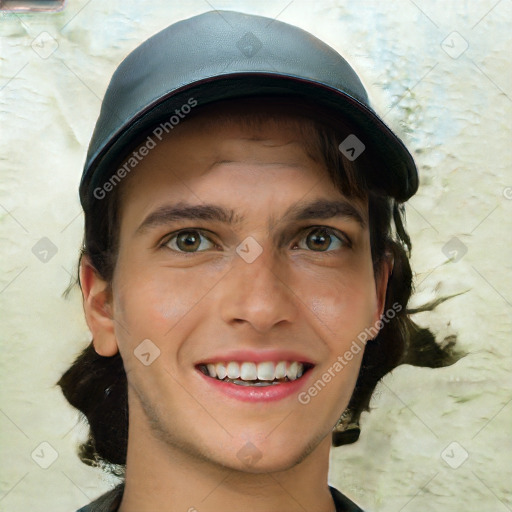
[295,227,347,252]
[164,230,215,253]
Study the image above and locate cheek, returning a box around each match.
[111,258,227,362]
[112,267,201,346]
[294,265,378,341]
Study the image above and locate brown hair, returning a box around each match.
[58,97,462,475]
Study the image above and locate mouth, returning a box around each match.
[196,360,314,387]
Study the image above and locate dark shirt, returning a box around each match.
[76,483,365,511]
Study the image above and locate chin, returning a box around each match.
[218,429,328,474]
[217,448,311,475]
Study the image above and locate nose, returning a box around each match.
[217,246,299,334]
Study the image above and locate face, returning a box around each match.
[87,105,389,473]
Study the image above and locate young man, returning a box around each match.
[59,10,458,512]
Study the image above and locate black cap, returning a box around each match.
[80,10,418,209]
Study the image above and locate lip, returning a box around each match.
[195,349,316,366]
[196,366,314,402]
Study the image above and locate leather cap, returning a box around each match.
[80,10,418,209]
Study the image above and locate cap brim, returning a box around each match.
[80,73,418,209]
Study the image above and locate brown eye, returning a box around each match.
[299,227,346,252]
[165,230,214,253]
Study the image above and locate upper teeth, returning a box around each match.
[205,361,304,381]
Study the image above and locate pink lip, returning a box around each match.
[195,349,315,365]
[196,367,314,402]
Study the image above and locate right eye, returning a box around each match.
[163,230,216,253]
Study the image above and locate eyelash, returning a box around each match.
[160,226,352,255]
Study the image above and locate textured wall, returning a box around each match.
[1,1,511,511]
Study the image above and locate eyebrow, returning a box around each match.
[135,198,367,235]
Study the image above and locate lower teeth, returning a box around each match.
[222,378,289,386]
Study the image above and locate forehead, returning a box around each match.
[116,98,368,226]
[152,98,331,165]
[122,96,341,176]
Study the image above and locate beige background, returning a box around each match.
[1,0,511,511]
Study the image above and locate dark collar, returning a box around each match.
[77,483,365,512]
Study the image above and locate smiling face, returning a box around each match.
[83,100,390,475]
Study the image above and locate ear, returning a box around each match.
[79,255,119,356]
[373,251,394,322]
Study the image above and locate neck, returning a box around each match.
[118,402,336,512]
